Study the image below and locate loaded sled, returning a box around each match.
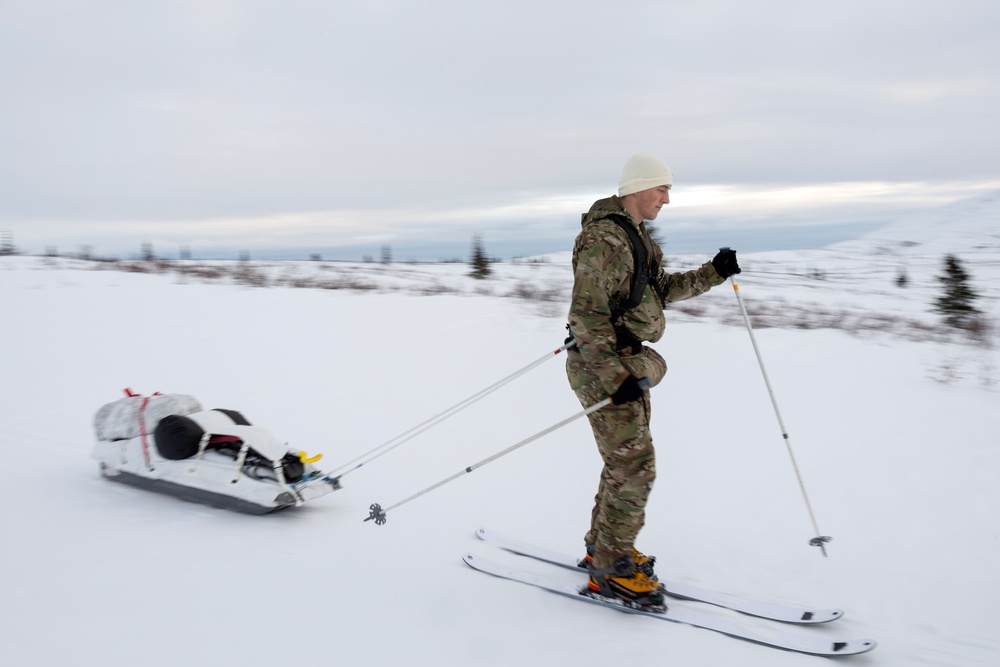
[92,389,341,514]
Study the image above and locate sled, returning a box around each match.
[92,389,341,514]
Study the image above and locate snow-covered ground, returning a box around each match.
[1,193,998,666]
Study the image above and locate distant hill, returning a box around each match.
[832,189,1000,256]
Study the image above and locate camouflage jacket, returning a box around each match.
[567,195,725,394]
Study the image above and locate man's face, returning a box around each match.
[632,185,671,221]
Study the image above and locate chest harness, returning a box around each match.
[568,215,667,355]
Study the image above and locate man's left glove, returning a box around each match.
[712,248,741,279]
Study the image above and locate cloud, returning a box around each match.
[1,1,999,257]
[9,178,997,260]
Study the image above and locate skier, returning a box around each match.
[566,151,741,607]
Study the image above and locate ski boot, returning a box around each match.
[579,544,658,582]
[584,554,666,611]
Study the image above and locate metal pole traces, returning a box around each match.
[727,270,832,557]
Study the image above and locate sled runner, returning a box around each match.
[92,389,341,514]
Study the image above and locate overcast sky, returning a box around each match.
[2,0,998,260]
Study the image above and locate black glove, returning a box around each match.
[564,325,578,352]
[712,248,741,279]
[610,375,645,405]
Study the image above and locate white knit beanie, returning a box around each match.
[618,152,673,197]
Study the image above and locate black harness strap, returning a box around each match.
[608,216,665,324]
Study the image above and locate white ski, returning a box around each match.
[463,552,877,657]
[476,527,843,624]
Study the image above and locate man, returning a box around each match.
[565,152,741,608]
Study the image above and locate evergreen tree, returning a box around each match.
[646,223,665,248]
[645,224,668,270]
[934,254,980,330]
[0,231,16,256]
[470,235,491,279]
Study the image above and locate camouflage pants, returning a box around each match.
[566,346,666,570]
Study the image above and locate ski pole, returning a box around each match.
[364,378,652,525]
[721,248,832,557]
[329,339,575,481]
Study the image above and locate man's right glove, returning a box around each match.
[610,375,645,405]
[712,248,742,279]
[564,325,578,352]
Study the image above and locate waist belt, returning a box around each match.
[564,325,643,356]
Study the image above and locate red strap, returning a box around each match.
[126,389,167,469]
[138,396,152,468]
[124,388,163,398]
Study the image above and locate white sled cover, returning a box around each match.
[94,393,202,441]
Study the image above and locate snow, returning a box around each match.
[2,196,999,666]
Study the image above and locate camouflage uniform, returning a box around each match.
[566,195,724,569]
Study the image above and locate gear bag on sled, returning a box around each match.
[91,389,341,514]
